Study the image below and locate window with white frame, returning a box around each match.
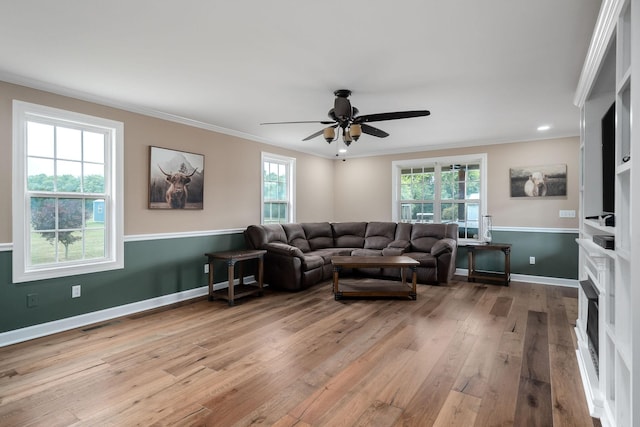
[392,154,487,242]
[12,101,124,283]
[261,152,295,224]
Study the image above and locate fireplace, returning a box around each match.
[580,277,599,375]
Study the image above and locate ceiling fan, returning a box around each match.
[260,89,430,146]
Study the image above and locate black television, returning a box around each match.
[601,102,615,214]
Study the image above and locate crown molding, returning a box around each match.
[574,0,625,107]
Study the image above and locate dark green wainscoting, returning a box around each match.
[455,230,579,280]
[0,232,246,334]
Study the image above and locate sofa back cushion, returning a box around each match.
[302,222,334,250]
[244,224,286,249]
[332,222,367,248]
[282,223,311,252]
[364,222,397,249]
[410,223,458,252]
[394,222,413,242]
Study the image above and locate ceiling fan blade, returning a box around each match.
[260,120,336,125]
[302,124,338,141]
[354,110,430,124]
[361,124,389,138]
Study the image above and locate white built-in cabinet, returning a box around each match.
[575,0,639,426]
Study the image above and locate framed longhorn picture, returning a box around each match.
[149,146,204,209]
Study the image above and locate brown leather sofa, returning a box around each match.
[244,221,458,291]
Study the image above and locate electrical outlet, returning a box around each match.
[27,293,39,307]
[72,284,81,298]
[529,256,536,265]
[559,210,576,218]
[204,264,210,274]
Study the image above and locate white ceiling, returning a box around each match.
[0,1,602,158]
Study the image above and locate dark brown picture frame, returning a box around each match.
[149,146,204,209]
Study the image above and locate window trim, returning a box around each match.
[391,153,488,244]
[12,100,124,283]
[261,152,295,224]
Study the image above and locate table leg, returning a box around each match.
[467,249,475,282]
[410,266,417,300]
[333,265,342,300]
[227,260,236,306]
[257,255,264,296]
[207,257,214,301]
[504,247,511,286]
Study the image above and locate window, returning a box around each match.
[12,101,124,283]
[392,154,487,243]
[261,152,295,224]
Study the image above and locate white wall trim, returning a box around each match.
[125,228,245,242]
[0,276,256,348]
[493,226,579,234]
[0,229,246,250]
[455,268,578,288]
[0,226,578,251]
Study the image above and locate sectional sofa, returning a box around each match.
[244,221,458,291]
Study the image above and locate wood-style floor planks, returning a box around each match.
[0,278,600,426]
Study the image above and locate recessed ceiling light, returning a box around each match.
[537,125,551,131]
[339,148,347,153]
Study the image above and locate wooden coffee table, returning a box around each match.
[331,255,420,300]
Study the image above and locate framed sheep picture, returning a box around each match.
[509,164,567,198]
[149,146,205,209]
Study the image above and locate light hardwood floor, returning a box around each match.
[0,277,601,426]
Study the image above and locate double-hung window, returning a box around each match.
[261,152,295,224]
[392,154,487,243]
[12,101,124,283]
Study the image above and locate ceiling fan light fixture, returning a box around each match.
[350,124,361,141]
[343,130,353,146]
[323,127,335,143]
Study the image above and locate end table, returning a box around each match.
[466,243,511,286]
[204,249,266,306]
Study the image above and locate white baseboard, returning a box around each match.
[0,277,255,348]
[455,268,578,288]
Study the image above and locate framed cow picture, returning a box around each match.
[149,146,204,209]
[509,164,567,198]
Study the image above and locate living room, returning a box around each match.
[2,0,639,425]
[0,79,580,341]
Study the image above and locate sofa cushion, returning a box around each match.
[311,248,349,264]
[282,223,311,252]
[395,222,413,241]
[302,222,334,250]
[404,252,438,268]
[364,222,397,249]
[410,223,448,252]
[301,254,324,270]
[351,248,383,257]
[332,222,367,248]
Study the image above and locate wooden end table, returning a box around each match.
[331,255,420,300]
[466,243,511,286]
[205,249,266,306]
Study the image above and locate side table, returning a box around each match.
[204,249,266,306]
[466,243,511,286]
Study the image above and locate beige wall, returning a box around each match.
[0,81,335,242]
[333,138,580,229]
[0,80,579,244]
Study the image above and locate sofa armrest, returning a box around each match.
[264,242,305,258]
[382,239,410,256]
[431,238,457,257]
